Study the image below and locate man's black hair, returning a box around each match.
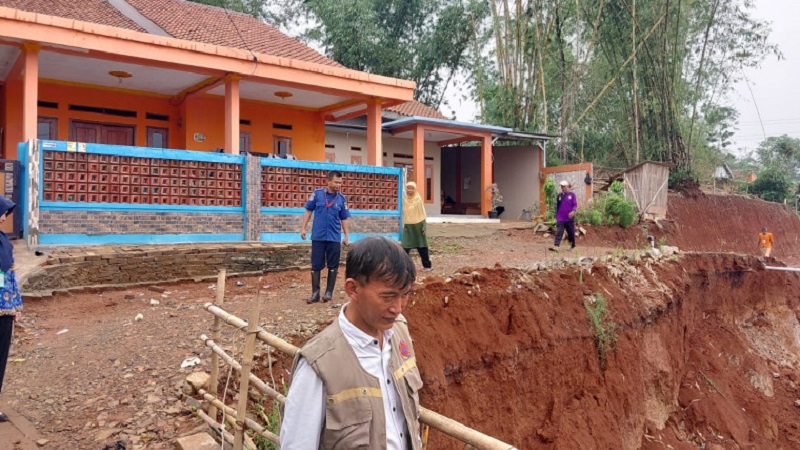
[327,170,343,180]
[345,237,416,290]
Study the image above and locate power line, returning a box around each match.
[739,65,767,142]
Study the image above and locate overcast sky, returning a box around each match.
[728,0,800,155]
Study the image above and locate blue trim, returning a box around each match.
[260,157,402,175]
[259,207,398,217]
[40,202,244,214]
[18,142,30,241]
[259,232,400,243]
[38,233,245,246]
[382,116,513,134]
[39,140,245,164]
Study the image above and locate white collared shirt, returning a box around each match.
[280,304,409,450]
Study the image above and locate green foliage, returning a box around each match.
[609,180,625,196]
[574,208,603,226]
[585,293,616,369]
[605,194,637,228]
[668,166,698,189]
[750,167,793,203]
[543,178,557,222]
[251,388,286,449]
[188,0,265,17]
[756,135,800,181]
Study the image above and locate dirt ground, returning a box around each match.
[2,191,800,449]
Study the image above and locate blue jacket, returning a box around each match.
[305,188,350,242]
[0,196,21,315]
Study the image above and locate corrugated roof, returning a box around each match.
[387,101,448,120]
[0,0,342,67]
[1,0,146,32]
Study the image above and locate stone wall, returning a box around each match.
[39,211,244,234]
[22,243,312,297]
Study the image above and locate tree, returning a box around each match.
[188,0,266,18]
[749,167,792,203]
[756,135,800,181]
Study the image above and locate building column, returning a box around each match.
[224,75,241,155]
[412,124,425,196]
[480,134,492,216]
[366,99,383,166]
[21,43,40,144]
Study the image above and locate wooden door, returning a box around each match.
[147,127,169,148]
[37,117,58,140]
[70,121,102,143]
[70,121,135,146]
[102,124,135,146]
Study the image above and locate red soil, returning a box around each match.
[407,253,800,449]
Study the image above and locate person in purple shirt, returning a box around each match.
[549,180,577,252]
[301,171,351,304]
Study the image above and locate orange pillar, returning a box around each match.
[412,124,425,195]
[21,43,40,144]
[480,134,493,216]
[224,75,241,155]
[366,100,383,166]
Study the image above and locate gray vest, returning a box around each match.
[294,315,423,450]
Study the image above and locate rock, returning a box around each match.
[578,227,587,235]
[175,433,219,450]
[94,428,120,441]
[183,372,210,395]
[147,286,166,293]
[149,299,160,306]
[124,294,136,300]
[36,439,50,447]
[794,399,800,407]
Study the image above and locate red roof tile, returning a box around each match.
[1,0,341,67]
[1,0,146,32]
[387,101,448,120]
[126,0,342,67]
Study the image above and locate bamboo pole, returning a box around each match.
[204,305,518,450]
[199,334,286,402]
[196,409,234,449]
[764,266,800,272]
[208,268,227,421]
[204,303,298,357]
[199,389,280,445]
[233,292,262,450]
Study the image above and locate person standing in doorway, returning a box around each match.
[0,196,22,423]
[401,182,432,272]
[549,180,577,252]
[301,170,350,304]
[280,237,423,450]
[758,226,774,258]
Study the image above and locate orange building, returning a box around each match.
[0,0,414,162]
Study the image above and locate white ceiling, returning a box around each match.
[38,50,209,95]
[0,44,20,81]
[0,44,355,110]
[206,81,350,109]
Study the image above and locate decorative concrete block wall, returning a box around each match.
[23,141,402,246]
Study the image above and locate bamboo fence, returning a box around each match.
[194,280,518,450]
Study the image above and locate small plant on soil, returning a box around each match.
[543,177,557,223]
[657,236,668,248]
[585,293,616,369]
[252,387,286,449]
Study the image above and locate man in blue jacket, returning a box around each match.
[301,171,350,303]
[549,180,577,252]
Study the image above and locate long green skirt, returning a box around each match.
[401,221,428,249]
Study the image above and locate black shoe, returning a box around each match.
[322,269,337,302]
[307,271,321,304]
[548,247,560,252]
[0,412,8,422]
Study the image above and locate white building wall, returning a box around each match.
[325,130,441,216]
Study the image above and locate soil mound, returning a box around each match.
[407,253,800,449]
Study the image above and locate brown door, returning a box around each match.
[37,117,58,140]
[69,121,135,146]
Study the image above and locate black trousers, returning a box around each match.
[0,315,13,395]
[554,220,576,248]
[310,240,341,271]
[404,247,432,269]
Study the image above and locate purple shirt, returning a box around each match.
[556,190,577,222]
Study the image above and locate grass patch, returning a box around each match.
[430,238,463,255]
[585,293,616,369]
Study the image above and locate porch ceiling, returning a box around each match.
[0,41,352,109]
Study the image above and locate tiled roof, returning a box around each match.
[387,101,448,120]
[1,0,146,32]
[1,0,342,67]
[126,0,342,67]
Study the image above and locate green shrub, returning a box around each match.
[605,194,637,228]
[590,210,602,225]
[609,180,625,196]
[543,177,557,221]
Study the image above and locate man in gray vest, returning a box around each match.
[280,236,423,450]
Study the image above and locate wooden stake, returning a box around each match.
[199,334,286,402]
[199,389,280,445]
[204,303,298,356]
[233,292,262,450]
[208,268,227,422]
